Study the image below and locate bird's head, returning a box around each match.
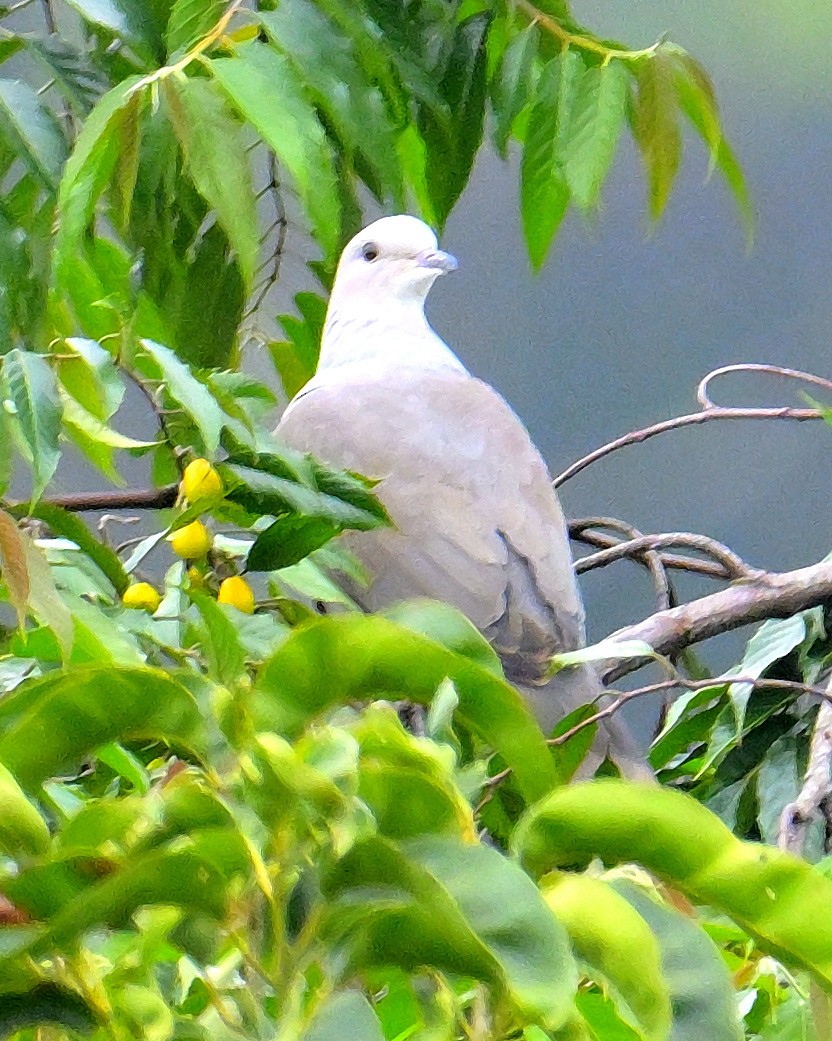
[329,215,457,309]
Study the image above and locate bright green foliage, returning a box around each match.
[0,1,819,1038]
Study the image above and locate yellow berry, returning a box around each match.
[168,520,212,560]
[217,576,255,614]
[122,582,161,613]
[181,458,223,505]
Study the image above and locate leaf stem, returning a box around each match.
[515,0,662,63]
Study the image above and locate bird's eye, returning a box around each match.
[361,243,379,262]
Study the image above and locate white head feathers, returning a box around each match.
[313,215,464,380]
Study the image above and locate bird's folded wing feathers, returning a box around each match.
[277,370,585,679]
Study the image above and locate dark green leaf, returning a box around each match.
[164,76,259,293]
[563,60,628,210]
[630,50,682,221]
[262,2,404,206]
[419,13,491,224]
[0,79,67,189]
[247,515,342,572]
[208,43,340,258]
[2,348,62,503]
[0,666,205,792]
[0,986,96,1035]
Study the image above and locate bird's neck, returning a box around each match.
[315,295,466,377]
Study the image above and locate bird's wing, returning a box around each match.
[276,369,585,681]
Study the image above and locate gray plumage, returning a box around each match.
[276,215,647,776]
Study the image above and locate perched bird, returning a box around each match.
[277,215,646,776]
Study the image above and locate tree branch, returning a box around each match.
[779,694,832,856]
[9,485,179,513]
[603,560,832,682]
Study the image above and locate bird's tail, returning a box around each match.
[517,664,654,782]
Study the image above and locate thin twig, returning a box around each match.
[697,364,832,409]
[244,153,288,321]
[550,676,832,748]
[555,405,822,487]
[569,523,732,580]
[8,485,179,513]
[576,531,761,581]
[779,691,832,856]
[572,517,671,612]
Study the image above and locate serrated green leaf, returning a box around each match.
[166,0,225,57]
[521,52,582,269]
[0,79,67,189]
[631,50,682,222]
[419,13,491,224]
[164,76,259,293]
[262,2,404,206]
[492,23,538,157]
[139,338,225,455]
[53,77,144,300]
[2,348,63,503]
[58,337,124,421]
[563,61,628,210]
[208,43,340,259]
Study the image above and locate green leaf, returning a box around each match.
[0,986,96,1035]
[60,392,157,453]
[563,61,628,210]
[247,515,343,572]
[58,336,124,421]
[222,463,383,531]
[492,23,538,157]
[325,835,577,1029]
[521,52,582,269]
[164,76,259,293]
[262,2,404,206]
[631,50,682,221]
[0,666,205,792]
[381,599,503,677]
[0,79,67,189]
[2,348,63,503]
[513,779,832,992]
[208,43,340,259]
[611,880,743,1041]
[53,77,144,298]
[269,291,327,398]
[419,13,491,224]
[541,872,671,1041]
[139,338,225,455]
[302,991,385,1041]
[19,532,74,659]
[166,0,225,57]
[255,614,558,803]
[673,50,754,240]
[0,760,50,858]
[190,591,248,687]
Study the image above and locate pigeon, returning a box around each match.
[276,214,647,776]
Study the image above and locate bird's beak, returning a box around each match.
[416,248,458,273]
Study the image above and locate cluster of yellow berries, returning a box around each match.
[121,459,255,615]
